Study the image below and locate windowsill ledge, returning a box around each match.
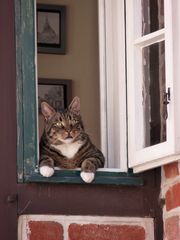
[24,169,143,186]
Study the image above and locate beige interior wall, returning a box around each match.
[37,0,100,148]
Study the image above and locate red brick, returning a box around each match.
[166,183,180,211]
[164,216,180,240]
[164,162,179,179]
[28,221,63,240]
[68,224,145,240]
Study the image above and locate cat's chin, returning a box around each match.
[61,138,74,144]
[80,172,95,183]
[40,166,54,177]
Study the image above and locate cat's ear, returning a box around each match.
[41,102,56,121]
[68,96,80,115]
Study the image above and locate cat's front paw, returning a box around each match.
[80,172,95,183]
[40,166,54,177]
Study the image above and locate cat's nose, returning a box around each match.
[65,132,73,139]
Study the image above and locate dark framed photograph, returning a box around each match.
[38,78,72,113]
[37,4,66,54]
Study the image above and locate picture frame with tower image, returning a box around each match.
[37,4,66,54]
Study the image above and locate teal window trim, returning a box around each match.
[15,0,38,182]
[25,169,143,186]
[15,0,143,186]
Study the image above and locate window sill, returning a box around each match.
[24,169,143,186]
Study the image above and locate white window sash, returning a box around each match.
[126,0,179,172]
[99,0,180,173]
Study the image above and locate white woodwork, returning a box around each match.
[125,0,180,172]
[98,0,127,170]
[92,0,180,173]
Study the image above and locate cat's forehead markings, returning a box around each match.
[59,115,63,121]
[57,112,65,121]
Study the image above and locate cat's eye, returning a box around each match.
[75,124,81,130]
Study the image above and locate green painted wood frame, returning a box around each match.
[15,0,143,186]
[15,0,38,182]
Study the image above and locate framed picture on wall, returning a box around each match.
[38,78,72,114]
[37,4,66,54]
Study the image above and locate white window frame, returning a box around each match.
[98,0,127,171]
[99,0,180,173]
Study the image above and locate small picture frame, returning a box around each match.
[38,78,72,113]
[37,4,66,54]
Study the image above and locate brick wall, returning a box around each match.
[162,162,180,240]
[18,215,154,240]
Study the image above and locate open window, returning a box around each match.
[126,0,180,172]
[16,0,180,184]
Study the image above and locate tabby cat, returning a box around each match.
[39,96,105,183]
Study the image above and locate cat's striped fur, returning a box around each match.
[39,97,105,182]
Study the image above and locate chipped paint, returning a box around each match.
[15,0,38,182]
[18,172,23,181]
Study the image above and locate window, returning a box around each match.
[126,0,180,172]
[99,0,180,173]
[16,0,180,184]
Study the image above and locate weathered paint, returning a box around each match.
[15,0,38,182]
[25,169,144,185]
[15,0,24,182]
[15,0,144,186]
[14,0,143,186]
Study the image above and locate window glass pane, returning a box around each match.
[142,0,164,36]
[136,41,166,150]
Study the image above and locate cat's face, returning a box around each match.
[41,97,84,144]
[48,112,83,144]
